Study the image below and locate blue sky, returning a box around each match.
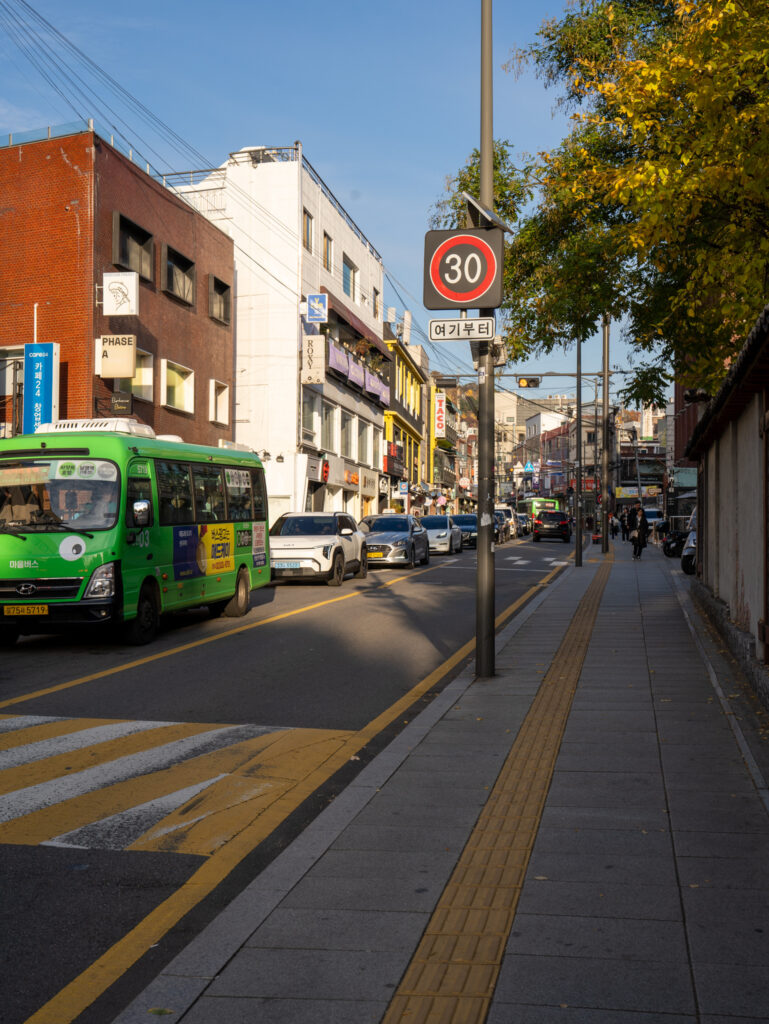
[0,0,636,402]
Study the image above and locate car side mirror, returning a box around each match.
[132,499,151,527]
[340,527,353,536]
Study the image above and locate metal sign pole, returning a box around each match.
[575,338,583,567]
[475,0,495,677]
[601,315,610,553]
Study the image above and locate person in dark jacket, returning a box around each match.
[631,506,649,560]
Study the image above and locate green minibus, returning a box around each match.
[0,419,270,645]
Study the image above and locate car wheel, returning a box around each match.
[327,551,345,586]
[124,582,160,645]
[354,548,368,579]
[406,545,416,569]
[0,625,19,647]
[223,567,252,617]
[421,544,430,565]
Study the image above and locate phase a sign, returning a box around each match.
[423,228,504,310]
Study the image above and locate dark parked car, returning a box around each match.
[532,509,572,543]
[452,513,478,548]
[493,509,511,544]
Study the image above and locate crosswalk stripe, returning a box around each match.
[0,723,274,823]
[0,722,220,798]
[0,727,289,846]
[42,774,230,851]
[0,720,177,769]
[0,715,69,734]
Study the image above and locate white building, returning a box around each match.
[174,144,389,522]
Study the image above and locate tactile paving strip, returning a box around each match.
[383,557,613,1024]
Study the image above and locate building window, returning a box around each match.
[341,411,354,459]
[321,401,336,452]
[161,359,195,413]
[116,348,153,403]
[161,245,196,306]
[303,209,313,253]
[323,232,333,272]
[358,419,370,466]
[209,276,231,325]
[372,288,380,318]
[342,255,357,300]
[112,211,153,281]
[209,379,229,424]
[373,429,381,471]
[302,388,319,445]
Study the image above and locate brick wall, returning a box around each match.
[0,130,235,446]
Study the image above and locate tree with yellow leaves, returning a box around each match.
[436,0,769,404]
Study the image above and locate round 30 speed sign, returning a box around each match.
[423,228,504,310]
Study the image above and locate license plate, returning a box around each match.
[367,551,384,558]
[4,604,48,616]
[275,561,301,569]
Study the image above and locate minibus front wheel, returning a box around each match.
[124,581,160,645]
[0,625,19,647]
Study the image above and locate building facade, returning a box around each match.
[176,144,389,522]
[0,124,235,445]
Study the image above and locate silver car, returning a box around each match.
[359,514,430,568]
[420,514,463,554]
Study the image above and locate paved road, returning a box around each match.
[0,535,572,1024]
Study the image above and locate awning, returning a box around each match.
[321,288,391,361]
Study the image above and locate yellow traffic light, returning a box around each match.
[517,376,540,388]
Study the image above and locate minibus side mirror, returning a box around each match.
[132,499,151,527]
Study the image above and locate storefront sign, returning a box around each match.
[301,334,326,385]
[97,334,137,378]
[103,272,139,315]
[23,343,60,434]
[434,391,446,439]
[328,341,349,375]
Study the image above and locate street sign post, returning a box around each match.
[423,229,504,310]
[428,317,495,341]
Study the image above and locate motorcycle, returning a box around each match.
[663,529,687,558]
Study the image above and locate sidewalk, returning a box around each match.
[115,539,769,1024]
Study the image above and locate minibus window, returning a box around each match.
[156,461,194,525]
[192,465,225,522]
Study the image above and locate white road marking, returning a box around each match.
[0,720,177,769]
[0,723,276,823]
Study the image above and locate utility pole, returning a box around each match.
[475,0,495,677]
[601,315,610,553]
[575,338,582,567]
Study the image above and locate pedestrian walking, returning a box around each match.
[610,514,619,539]
[620,508,629,540]
[630,505,649,559]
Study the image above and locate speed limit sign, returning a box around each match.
[423,228,504,310]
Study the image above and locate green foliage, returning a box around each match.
[435,0,769,407]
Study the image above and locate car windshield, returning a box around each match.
[540,511,565,523]
[421,516,449,528]
[0,458,120,531]
[365,516,409,532]
[270,515,337,537]
[453,515,477,526]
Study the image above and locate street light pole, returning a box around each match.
[601,315,610,552]
[474,0,495,677]
[575,338,583,567]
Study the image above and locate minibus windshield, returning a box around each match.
[0,458,120,531]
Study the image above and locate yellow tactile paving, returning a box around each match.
[383,556,613,1024]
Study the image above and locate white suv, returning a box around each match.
[269,512,367,586]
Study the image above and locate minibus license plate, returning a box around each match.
[4,604,48,616]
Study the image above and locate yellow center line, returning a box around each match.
[0,567,432,712]
[20,556,572,1024]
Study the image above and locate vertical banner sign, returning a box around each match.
[23,342,60,434]
[434,390,446,440]
[301,334,326,384]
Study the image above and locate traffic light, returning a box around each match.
[517,376,540,388]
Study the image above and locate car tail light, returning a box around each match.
[534,518,542,525]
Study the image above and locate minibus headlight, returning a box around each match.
[85,562,115,599]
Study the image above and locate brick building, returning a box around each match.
[0,124,235,445]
